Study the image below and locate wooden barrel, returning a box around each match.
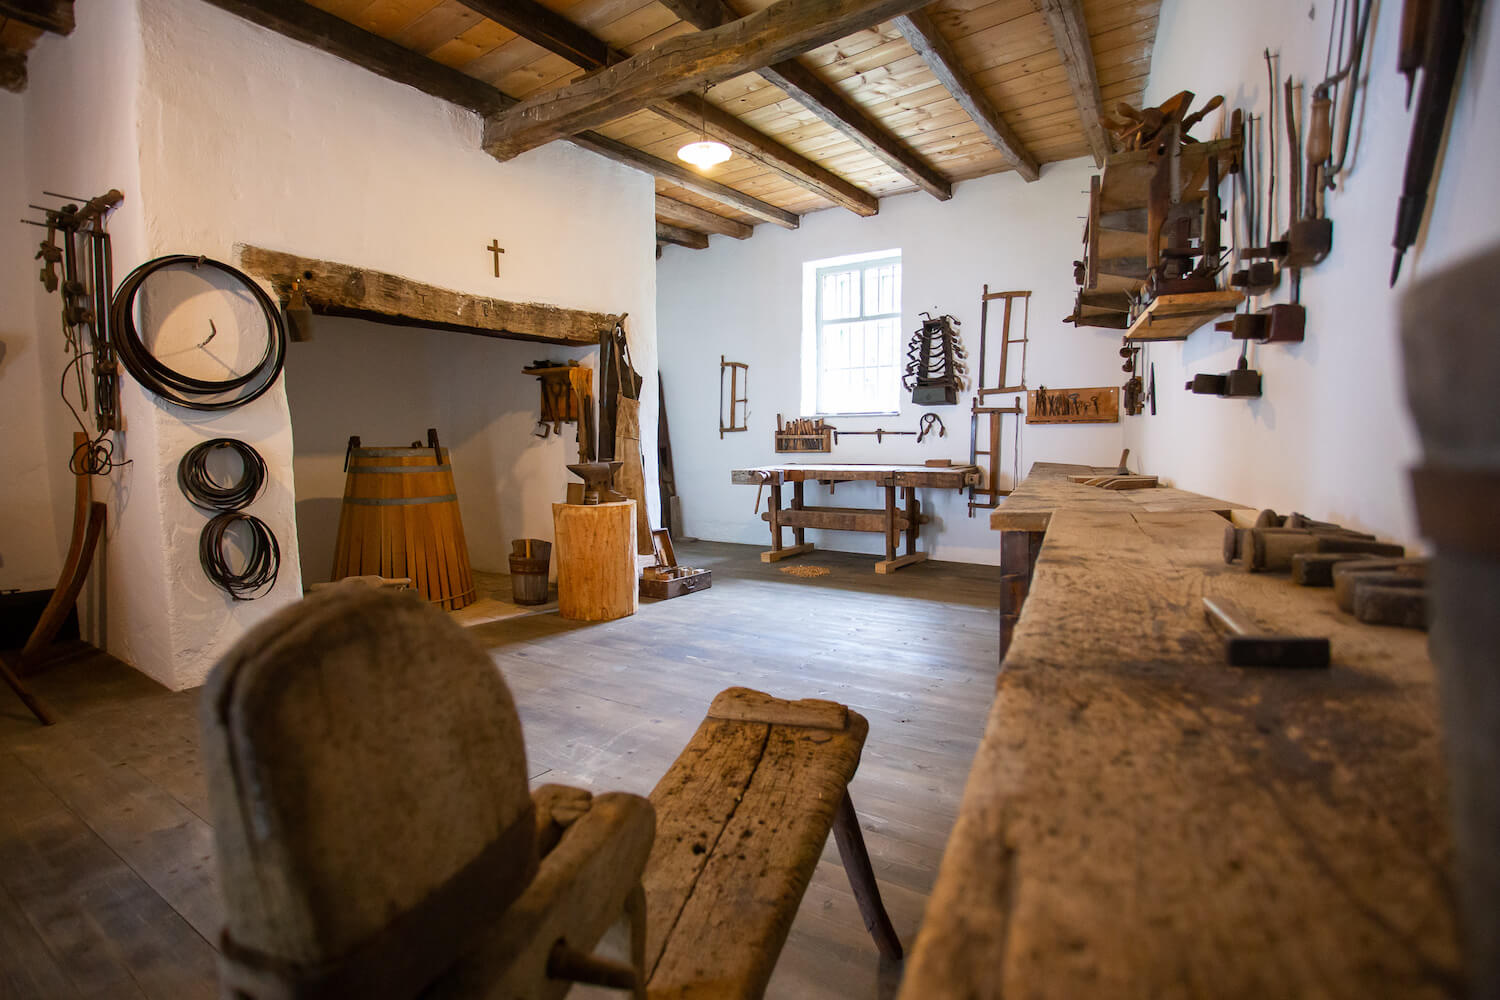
[331,446,475,610]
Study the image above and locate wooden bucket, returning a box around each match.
[331,446,476,611]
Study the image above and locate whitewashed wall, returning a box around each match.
[656,160,1122,566]
[7,0,656,689]
[1125,0,1500,542]
[0,92,62,593]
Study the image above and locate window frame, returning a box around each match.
[809,253,903,417]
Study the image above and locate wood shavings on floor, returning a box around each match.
[780,565,832,578]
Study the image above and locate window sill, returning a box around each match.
[814,411,901,419]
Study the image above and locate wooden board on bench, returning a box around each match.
[641,687,901,997]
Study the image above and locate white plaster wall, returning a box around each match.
[284,320,596,584]
[6,0,654,688]
[19,0,171,669]
[0,92,62,592]
[656,160,1121,566]
[1126,0,1500,542]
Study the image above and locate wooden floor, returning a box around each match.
[0,541,999,999]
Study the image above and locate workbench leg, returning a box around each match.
[1000,530,1044,660]
[769,482,783,552]
[792,481,806,548]
[884,483,897,563]
[833,791,903,960]
[903,487,918,555]
[760,479,814,563]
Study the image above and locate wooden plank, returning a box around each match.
[990,462,1246,532]
[0,0,72,34]
[760,542,815,562]
[646,712,868,996]
[902,507,1459,997]
[655,194,753,238]
[238,244,613,346]
[656,220,710,249]
[481,0,937,160]
[760,59,953,200]
[1125,290,1244,342]
[0,752,218,999]
[458,0,875,215]
[874,552,926,574]
[761,506,912,533]
[893,8,1039,181]
[1037,0,1109,166]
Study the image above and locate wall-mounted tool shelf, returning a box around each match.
[523,363,583,431]
[774,415,833,453]
[1126,290,1245,341]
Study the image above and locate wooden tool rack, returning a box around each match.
[731,463,980,574]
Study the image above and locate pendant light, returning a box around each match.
[676,85,731,168]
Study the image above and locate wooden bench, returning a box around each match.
[641,687,902,997]
[201,585,899,1000]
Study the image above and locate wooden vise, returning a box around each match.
[200,584,653,999]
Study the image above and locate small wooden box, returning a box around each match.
[639,567,712,600]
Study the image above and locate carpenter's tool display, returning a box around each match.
[903,312,967,405]
[24,189,127,473]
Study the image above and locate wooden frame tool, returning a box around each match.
[719,356,748,439]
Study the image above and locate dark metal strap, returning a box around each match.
[217,802,537,1000]
[1410,463,1500,560]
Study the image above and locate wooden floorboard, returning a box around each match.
[0,540,999,998]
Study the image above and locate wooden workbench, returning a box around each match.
[900,464,1460,997]
[730,463,981,573]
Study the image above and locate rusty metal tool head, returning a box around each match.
[1202,596,1331,668]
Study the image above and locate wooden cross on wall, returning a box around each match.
[488,239,506,276]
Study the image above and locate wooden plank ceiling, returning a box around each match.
[82,0,1161,248]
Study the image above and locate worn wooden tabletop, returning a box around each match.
[903,468,1460,998]
[990,461,1249,530]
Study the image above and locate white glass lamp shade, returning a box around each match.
[676,140,732,168]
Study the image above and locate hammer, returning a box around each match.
[1202,596,1331,668]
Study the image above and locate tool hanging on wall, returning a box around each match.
[903,312,967,405]
[719,356,748,437]
[1390,0,1481,285]
[968,399,1021,516]
[1121,340,1145,415]
[975,288,1030,398]
[775,415,834,453]
[111,255,287,411]
[23,189,127,474]
[523,360,581,438]
[1187,346,1262,398]
[834,426,917,444]
[916,414,945,442]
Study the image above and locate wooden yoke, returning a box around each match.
[201,584,653,999]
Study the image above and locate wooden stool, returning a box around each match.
[553,500,638,621]
[642,687,902,997]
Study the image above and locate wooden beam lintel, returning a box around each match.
[656,195,753,239]
[237,244,614,347]
[656,221,710,250]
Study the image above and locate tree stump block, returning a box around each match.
[553,501,638,622]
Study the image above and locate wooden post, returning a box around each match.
[792,480,806,548]
[832,791,903,960]
[769,481,783,551]
[903,487,918,555]
[999,529,1038,659]
[883,481,897,562]
[553,501,638,621]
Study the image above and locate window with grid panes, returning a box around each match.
[812,255,902,415]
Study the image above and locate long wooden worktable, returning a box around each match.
[901,463,1460,997]
[730,463,981,573]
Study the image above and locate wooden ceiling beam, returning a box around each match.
[656,195,753,239]
[655,0,951,201]
[0,1,74,35]
[458,0,875,215]
[1038,0,1110,167]
[656,221,710,250]
[0,48,25,92]
[481,0,936,161]
[894,8,1039,182]
[760,59,953,200]
[198,0,800,229]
